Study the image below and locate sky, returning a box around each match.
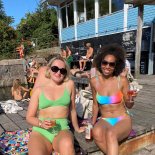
[3,0,40,28]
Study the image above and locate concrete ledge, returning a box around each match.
[0,59,27,87]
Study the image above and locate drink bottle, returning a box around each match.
[85,114,93,141]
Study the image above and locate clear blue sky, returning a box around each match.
[3,0,40,27]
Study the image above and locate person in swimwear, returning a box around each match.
[79,43,94,71]
[26,55,85,155]
[11,79,30,101]
[90,44,134,155]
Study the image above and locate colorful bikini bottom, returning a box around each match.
[101,114,129,126]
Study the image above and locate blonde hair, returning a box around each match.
[13,79,21,90]
[45,55,70,81]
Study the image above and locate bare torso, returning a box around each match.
[86,47,93,59]
[39,106,69,119]
[12,87,23,101]
[92,75,127,118]
[33,66,50,89]
[36,81,71,120]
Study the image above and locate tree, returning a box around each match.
[0,0,17,59]
[16,2,58,50]
[0,0,58,59]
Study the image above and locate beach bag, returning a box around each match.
[75,90,93,119]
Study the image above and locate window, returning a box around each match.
[67,2,74,26]
[99,0,109,16]
[77,0,85,23]
[112,0,124,13]
[61,7,67,28]
[86,0,95,20]
[99,0,124,16]
[60,0,124,28]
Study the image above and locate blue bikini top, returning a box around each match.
[96,76,123,105]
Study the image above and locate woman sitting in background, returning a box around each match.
[11,79,30,101]
[66,46,73,68]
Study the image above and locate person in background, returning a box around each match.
[66,46,73,68]
[27,62,42,97]
[60,47,67,59]
[70,64,90,78]
[16,43,24,59]
[79,43,94,71]
[90,44,134,155]
[29,58,37,68]
[26,55,85,155]
[32,54,59,90]
[120,58,135,83]
[11,79,30,101]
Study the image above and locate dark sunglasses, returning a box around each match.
[101,60,116,68]
[51,66,67,75]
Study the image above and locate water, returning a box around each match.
[0,87,12,101]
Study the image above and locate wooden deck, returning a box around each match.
[0,75,155,154]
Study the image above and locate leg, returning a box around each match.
[53,130,75,155]
[28,131,53,155]
[82,60,88,71]
[106,116,132,155]
[92,119,111,153]
[79,59,84,70]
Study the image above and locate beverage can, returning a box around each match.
[85,123,93,141]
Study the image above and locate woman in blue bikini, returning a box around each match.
[90,44,134,155]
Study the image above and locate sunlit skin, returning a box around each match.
[11,79,29,100]
[90,54,133,155]
[101,55,116,77]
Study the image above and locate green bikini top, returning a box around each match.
[38,88,70,110]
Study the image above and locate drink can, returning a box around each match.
[85,124,93,141]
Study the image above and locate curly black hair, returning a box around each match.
[94,43,126,76]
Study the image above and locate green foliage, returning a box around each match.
[0,0,17,59]
[16,6,58,50]
[0,0,58,59]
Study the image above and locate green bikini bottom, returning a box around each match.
[33,118,70,143]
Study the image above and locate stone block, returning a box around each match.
[0,59,27,87]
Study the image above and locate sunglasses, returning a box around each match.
[101,60,116,68]
[51,66,67,75]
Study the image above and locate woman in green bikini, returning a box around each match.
[26,55,85,155]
